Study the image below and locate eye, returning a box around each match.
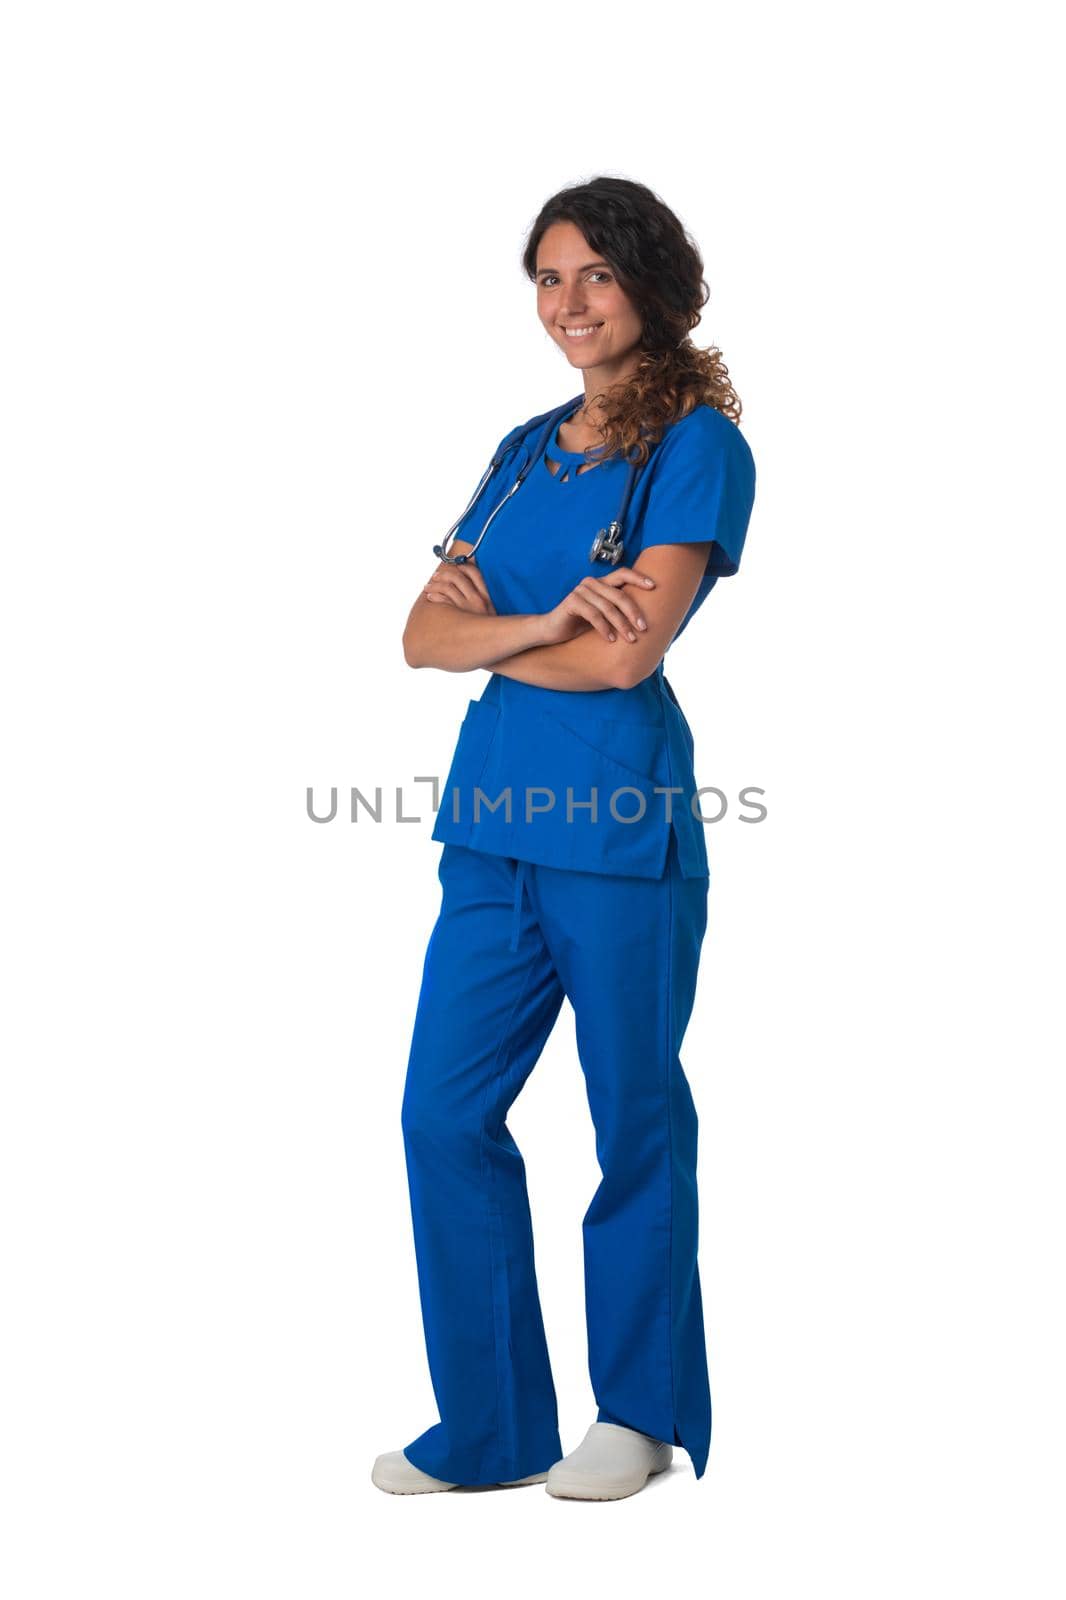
[537,270,613,287]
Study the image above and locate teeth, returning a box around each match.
[564,324,602,337]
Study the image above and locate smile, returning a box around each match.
[562,324,604,339]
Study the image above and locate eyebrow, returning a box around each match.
[535,261,611,276]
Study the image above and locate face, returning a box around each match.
[535,219,643,384]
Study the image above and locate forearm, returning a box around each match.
[488,630,624,692]
[403,600,549,673]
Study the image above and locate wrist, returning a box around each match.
[523,611,552,648]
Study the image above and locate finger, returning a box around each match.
[423,579,492,614]
[424,571,480,606]
[577,578,648,638]
[422,580,457,603]
[448,569,488,605]
[459,562,492,602]
[599,566,657,590]
[425,557,478,586]
[427,560,498,615]
[563,594,622,642]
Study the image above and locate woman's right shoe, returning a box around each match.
[371,1448,549,1494]
[371,1450,458,1494]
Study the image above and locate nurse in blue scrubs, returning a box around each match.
[373,176,757,1501]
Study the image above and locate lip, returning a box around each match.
[561,323,604,339]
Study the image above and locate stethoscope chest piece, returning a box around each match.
[589,520,625,566]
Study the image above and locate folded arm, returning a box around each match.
[402,542,549,673]
[492,541,711,691]
[402,538,710,690]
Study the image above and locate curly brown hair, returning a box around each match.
[521,175,744,467]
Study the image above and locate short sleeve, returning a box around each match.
[638,405,756,579]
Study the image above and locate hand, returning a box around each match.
[422,556,497,616]
[538,566,657,647]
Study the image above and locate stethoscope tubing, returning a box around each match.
[433,393,648,568]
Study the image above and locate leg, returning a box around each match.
[533,832,713,1478]
[400,843,566,1486]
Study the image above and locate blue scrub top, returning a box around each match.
[430,400,756,880]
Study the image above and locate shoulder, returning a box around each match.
[492,400,564,459]
[491,418,529,459]
[652,403,755,479]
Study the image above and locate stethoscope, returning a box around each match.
[432,392,653,569]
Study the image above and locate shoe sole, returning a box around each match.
[372,1469,550,1494]
[373,1481,457,1494]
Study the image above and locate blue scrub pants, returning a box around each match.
[399,831,712,1487]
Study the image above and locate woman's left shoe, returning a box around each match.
[545,1422,673,1500]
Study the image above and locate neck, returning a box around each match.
[576,351,643,423]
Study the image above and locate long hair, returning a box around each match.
[521,175,743,466]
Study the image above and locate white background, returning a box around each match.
[2,2,1063,1595]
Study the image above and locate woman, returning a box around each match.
[373,176,756,1501]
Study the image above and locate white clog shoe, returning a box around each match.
[371,1449,548,1494]
[545,1422,673,1501]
